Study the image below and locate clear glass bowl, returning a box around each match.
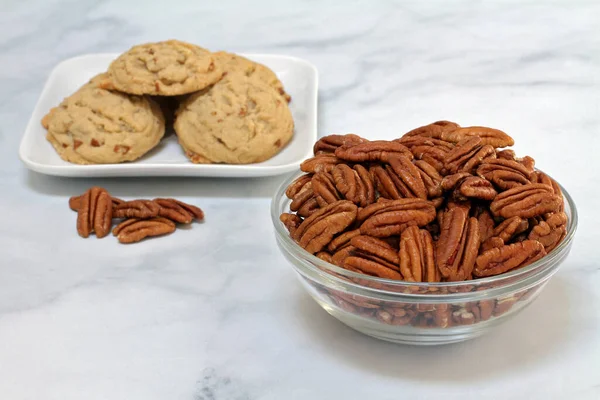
[271,171,578,345]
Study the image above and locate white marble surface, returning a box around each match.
[1,1,599,399]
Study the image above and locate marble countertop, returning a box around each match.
[1,1,599,399]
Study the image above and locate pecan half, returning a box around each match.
[344,256,402,279]
[531,170,563,211]
[113,200,160,219]
[477,158,532,190]
[351,235,400,271]
[335,141,413,163]
[113,217,176,244]
[528,212,567,252]
[280,213,303,234]
[69,193,124,212]
[76,187,113,238]
[289,181,318,217]
[370,165,402,200]
[312,172,341,206]
[402,120,460,140]
[332,245,356,267]
[476,209,495,242]
[300,153,341,173]
[313,134,367,154]
[490,183,562,219]
[493,216,529,243]
[332,164,374,207]
[292,200,358,254]
[474,240,546,277]
[327,228,361,253]
[444,137,496,174]
[414,160,443,198]
[399,136,454,172]
[358,199,436,237]
[153,198,193,224]
[443,126,514,148]
[285,174,312,199]
[399,226,438,282]
[436,207,480,281]
[387,155,428,199]
[443,174,497,201]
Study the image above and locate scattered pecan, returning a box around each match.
[436,206,480,281]
[490,183,562,219]
[113,217,176,244]
[76,187,113,238]
[313,134,367,154]
[292,200,358,254]
[474,240,546,277]
[399,226,438,282]
[113,199,161,219]
[358,199,436,237]
[153,198,193,224]
[335,141,413,163]
[69,193,124,211]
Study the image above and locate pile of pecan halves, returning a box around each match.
[280,121,568,327]
[69,187,204,244]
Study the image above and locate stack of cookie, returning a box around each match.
[42,40,294,165]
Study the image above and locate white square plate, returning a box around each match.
[19,53,318,177]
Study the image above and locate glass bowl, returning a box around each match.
[271,171,578,345]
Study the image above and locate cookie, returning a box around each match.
[100,40,222,96]
[213,51,291,102]
[43,74,165,164]
[174,74,294,164]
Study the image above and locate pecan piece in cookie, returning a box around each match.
[358,199,436,237]
[399,226,438,282]
[474,240,546,277]
[436,206,480,281]
[490,183,562,219]
[113,200,160,219]
[292,200,358,254]
[113,217,176,244]
[335,141,413,163]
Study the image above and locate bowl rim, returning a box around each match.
[271,169,578,294]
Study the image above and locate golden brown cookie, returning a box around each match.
[100,40,222,96]
[174,74,294,164]
[43,74,165,164]
[213,51,291,102]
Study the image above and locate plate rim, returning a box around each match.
[19,52,319,178]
